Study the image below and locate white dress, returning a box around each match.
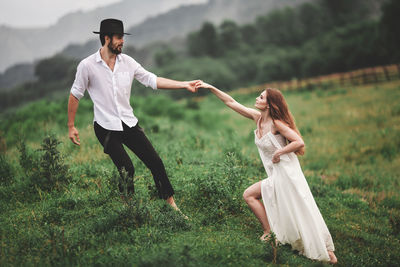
[255,130,335,262]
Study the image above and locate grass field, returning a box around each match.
[1,80,400,266]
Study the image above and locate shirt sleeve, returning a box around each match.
[70,61,89,100]
[134,64,158,90]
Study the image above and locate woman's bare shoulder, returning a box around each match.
[272,120,289,134]
[251,111,262,123]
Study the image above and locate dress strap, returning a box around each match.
[267,132,290,162]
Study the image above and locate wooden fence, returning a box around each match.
[236,63,400,95]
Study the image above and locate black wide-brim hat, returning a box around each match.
[93,18,131,35]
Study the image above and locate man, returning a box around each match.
[68,18,200,211]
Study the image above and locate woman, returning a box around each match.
[199,82,337,264]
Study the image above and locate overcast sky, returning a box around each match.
[0,0,122,28]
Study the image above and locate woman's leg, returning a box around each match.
[243,181,271,238]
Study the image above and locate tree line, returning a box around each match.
[155,0,399,96]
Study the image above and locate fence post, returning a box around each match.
[372,67,378,83]
[349,71,357,85]
[397,64,400,78]
[297,79,302,90]
[288,80,293,91]
[318,76,323,89]
[383,65,391,81]
[340,73,346,87]
[362,70,368,84]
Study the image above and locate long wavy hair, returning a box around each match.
[266,88,305,155]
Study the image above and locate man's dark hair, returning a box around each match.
[100,33,114,46]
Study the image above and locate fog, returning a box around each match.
[0,0,206,28]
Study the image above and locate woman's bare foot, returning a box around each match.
[260,231,271,242]
[328,251,337,264]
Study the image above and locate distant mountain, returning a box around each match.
[62,0,312,60]
[0,0,205,72]
[126,0,311,48]
[0,63,35,92]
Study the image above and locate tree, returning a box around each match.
[297,3,325,41]
[188,22,220,57]
[34,55,76,83]
[240,24,258,48]
[155,47,176,67]
[380,0,400,62]
[255,7,301,46]
[219,20,241,51]
[317,0,371,29]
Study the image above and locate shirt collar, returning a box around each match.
[116,53,122,62]
[95,49,123,63]
[95,49,102,63]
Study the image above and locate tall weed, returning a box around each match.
[19,136,71,193]
[0,154,13,185]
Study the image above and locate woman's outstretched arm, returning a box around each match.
[200,82,260,120]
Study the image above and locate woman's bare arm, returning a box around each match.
[201,82,260,121]
[272,120,304,163]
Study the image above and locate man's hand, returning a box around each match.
[69,126,81,146]
[156,77,202,92]
[185,80,203,93]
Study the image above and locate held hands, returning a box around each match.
[184,80,215,92]
[69,126,81,146]
[195,81,214,90]
[185,80,203,93]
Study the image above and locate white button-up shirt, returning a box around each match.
[70,50,157,131]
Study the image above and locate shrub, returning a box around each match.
[18,140,39,176]
[19,136,71,193]
[191,152,245,224]
[116,197,151,229]
[389,208,400,235]
[0,154,13,185]
[138,245,194,267]
[36,136,71,192]
[149,202,191,231]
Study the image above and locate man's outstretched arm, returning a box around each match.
[156,77,202,93]
[68,93,81,146]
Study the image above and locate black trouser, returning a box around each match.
[94,121,174,199]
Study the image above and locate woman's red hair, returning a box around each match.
[266,88,305,155]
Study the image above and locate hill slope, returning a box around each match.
[1,81,399,266]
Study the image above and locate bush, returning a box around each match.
[138,245,194,267]
[19,136,71,193]
[35,55,76,83]
[37,136,71,192]
[150,202,191,231]
[0,154,13,185]
[112,197,150,230]
[190,152,245,224]
[139,94,185,120]
[389,208,400,235]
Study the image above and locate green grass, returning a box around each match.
[0,81,399,266]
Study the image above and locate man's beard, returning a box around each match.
[108,42,122,55]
